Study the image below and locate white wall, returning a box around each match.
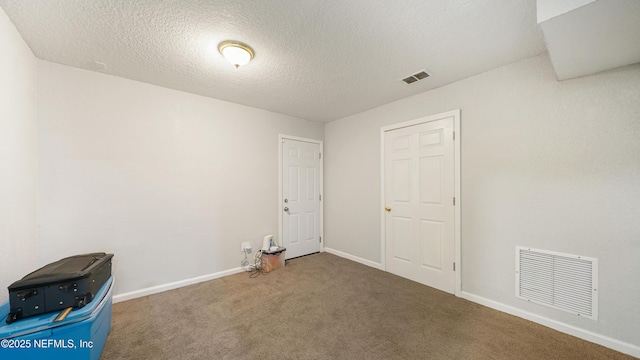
[324,54,640,349]
[0,9,38,304]
[37,61,323,296]
[536,0,595,23]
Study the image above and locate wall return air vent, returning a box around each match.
[516,247,598,320]
[400,70,430,84]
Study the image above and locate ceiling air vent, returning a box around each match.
[401,70,430,84]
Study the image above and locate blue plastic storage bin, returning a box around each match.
[0,276,114,360]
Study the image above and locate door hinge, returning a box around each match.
[319,152,322,159]
[453,131,455,141]
[319,236,322,243]
[319,194,322,201]
[453,262,456,271]
[453,197,456,206]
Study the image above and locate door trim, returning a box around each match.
[278,134,324,254]
[380,109,461,296]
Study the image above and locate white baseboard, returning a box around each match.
[113,267,244,303]
[460,291,640,358]
[323,247,383,270]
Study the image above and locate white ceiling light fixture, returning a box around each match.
[218,41,254,68]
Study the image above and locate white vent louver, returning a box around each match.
[516,247,598,320]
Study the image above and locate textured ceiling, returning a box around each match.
[0,0,546,122]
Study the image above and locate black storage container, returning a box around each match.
[6,252,113,324]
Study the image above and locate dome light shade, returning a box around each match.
[218,41,254,68]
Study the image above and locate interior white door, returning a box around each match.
[384,117,455,293]
[282,139,321,259]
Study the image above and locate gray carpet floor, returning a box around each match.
[101,252,634,359]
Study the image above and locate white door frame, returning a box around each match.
[278,134,324,253]
[380,109,461,296]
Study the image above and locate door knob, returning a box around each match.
[385,207,391,212]
[284,207,289,212]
